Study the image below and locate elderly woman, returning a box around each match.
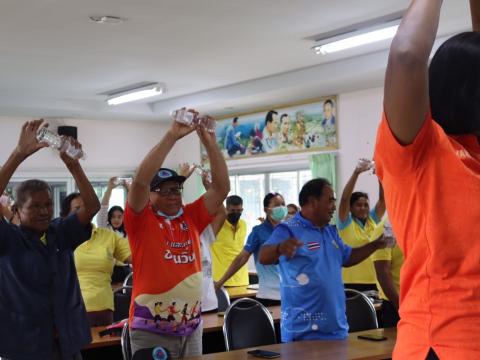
[0,120,100,360]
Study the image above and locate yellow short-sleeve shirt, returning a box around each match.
[74,225,131,312]
[211,219,248,287]
[338,211,383,285]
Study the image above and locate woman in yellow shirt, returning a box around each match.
[337,159,385,292]
[61,192,132,326]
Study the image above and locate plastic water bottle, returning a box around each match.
[194,164,212,183]
[197,115,216,133]
[113,177,132,187]
[383,218,396,248]
[172,108,199,126]
[36,127,86,160]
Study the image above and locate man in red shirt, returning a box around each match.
[124,114,229,359]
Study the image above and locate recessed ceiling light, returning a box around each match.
[89,16,125,25]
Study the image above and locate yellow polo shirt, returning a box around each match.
[338,210,383,285]
[74,225,131,312]
[211,219,248,287]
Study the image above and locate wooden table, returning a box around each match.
[185,328,397,360]
[225,286,258,299]
[85,326,121,349]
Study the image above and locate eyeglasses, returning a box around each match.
[152,187,183,197]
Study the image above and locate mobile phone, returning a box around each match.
[357,334,387,341]
[247,349,281,358]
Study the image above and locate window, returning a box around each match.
[228,169,311,233]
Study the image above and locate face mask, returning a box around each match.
[270,206,288,222]
[227,212,241,225]
[157,207,184,220]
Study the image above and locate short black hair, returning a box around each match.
[280,113,289,123]
[233,117,239,124]
[287,203,299,212]
[265,110,278,125]
[429,32,480,135]
[350,192,369,207]
[298,178,331,207]
[15,180,51,208]
[263,192,284,208]
[226,195,243,207]
[60,192,81,218]
[324,99,334,107]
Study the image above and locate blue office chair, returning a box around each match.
[223,297,276,351]
[345,288,379,332]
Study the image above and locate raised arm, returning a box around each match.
[128,119,196,213]
[384,0,443,145]
[60,140,100,226]
[97,177,116,227]
[197,125,230,215]
[471,0,480,31]
[374,180,386,220]
[0,120,48,198]
[338,160,371,222]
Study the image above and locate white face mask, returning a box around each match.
[157,207,184,220]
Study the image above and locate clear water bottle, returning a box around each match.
[36,127,86,160]
[198,115,216,133]
[383,218,396,248]
[114,177,132,187]
[193,164,212,183]
[172,108,199,126]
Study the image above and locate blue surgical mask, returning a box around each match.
[270,206,288,222]
[157,207,184,220]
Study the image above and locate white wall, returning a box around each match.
[337,86,384,204]
[0,86,384,204]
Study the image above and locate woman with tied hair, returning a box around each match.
[374,0,480,358]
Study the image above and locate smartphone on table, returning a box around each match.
[247,349,281,358]
[357,333,388,341]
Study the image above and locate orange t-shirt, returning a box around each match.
[124,196,213,336]
[374,113,480,359]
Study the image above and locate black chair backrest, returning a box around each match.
[123,271,133,287]
[223,297,276,351]
[121,322,132,360]
[215,286,231,312]
[345,288,378,332]
[114,286,132,322]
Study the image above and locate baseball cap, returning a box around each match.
[149,168,186,191]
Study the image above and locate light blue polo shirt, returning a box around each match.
[264,212,352,342]
[244,220,280,300]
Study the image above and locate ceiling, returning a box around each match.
[0,0,470,122]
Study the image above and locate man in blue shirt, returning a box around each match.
[260,178,386,342]
[224,117,246,157]
[214,193,287,306]
[0,119,100,360]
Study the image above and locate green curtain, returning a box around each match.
[309,153,337,193]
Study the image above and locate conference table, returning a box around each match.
[185,327,397,360]
[225,285,258,299]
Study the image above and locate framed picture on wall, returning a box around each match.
[202,96,338,164]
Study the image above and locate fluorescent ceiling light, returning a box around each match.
[311,13,403,55]
[106,83,166,106]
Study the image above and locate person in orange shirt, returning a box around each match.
[124,110,229,359]
[375,0,480,359]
